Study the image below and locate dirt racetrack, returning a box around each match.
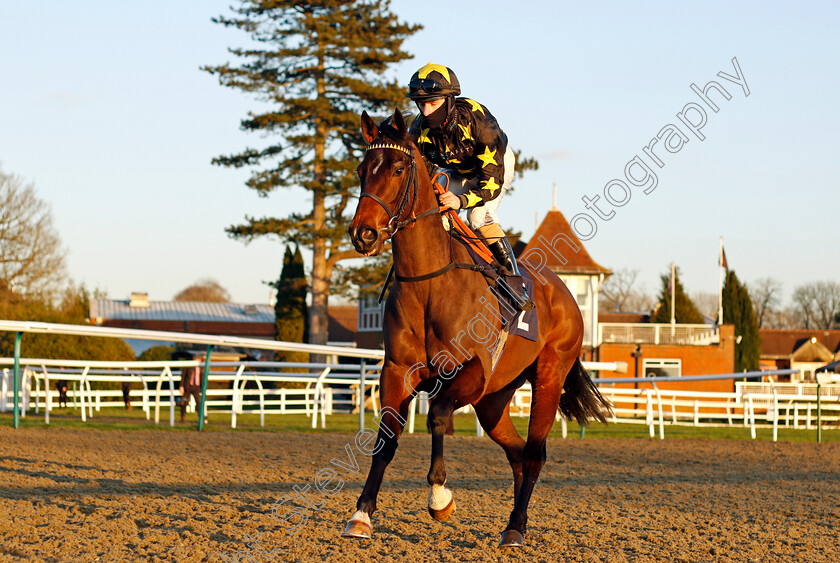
[1,427,838,562]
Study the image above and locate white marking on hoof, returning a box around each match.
[428,484,453,511]
[341,510,372,539]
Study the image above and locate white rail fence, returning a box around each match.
[0,359,624,435]
[5,357,837,442]
[0,359,384,429]
[2,321,837,441]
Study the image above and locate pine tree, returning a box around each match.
[651,266,704,324]
[272,245,308,344]
[203,1,420,345]
[722,270,761,372]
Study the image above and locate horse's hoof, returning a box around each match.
[341,518,372,539]
[428,498,456,522]
[498,529,525,547]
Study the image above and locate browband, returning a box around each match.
[367,142,412,156]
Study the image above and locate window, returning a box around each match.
[358,295,384,332]
[643,359,681,378]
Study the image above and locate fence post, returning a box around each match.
[13,331,22,429]
[651,382,664,440]
[43,365,50,425]
[359,359,366,432]
[769,376,778,443]
[197,345,214,431]
[817,380,822,444]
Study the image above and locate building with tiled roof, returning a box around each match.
[759,328,840,381]
[519,206,611,349]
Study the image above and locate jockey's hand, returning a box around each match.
[439,191,461,210]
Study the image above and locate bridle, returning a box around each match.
[360,136,494,286]
[360,140,440,237]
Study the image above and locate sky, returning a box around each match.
[1,1,838,307]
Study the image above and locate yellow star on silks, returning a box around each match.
[477,146,497,168]
[464,98,485,115]
[483,177,501,195]
[417,62,450,82]
[417,127,432,144]
[447,157,461,164]
[457,122,473,141]
[464,192,483,208]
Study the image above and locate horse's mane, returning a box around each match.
[375,112,415,145]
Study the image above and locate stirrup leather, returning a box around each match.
[488,239,535,311]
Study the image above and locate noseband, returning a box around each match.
[361,140,438,236]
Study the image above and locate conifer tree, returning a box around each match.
[651,266,704,324]
[722,270,761,372]
[203,1,420,345]
[272,245,308,348]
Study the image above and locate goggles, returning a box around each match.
[408,77,444,95]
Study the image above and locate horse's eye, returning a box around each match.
[393,166,405,177]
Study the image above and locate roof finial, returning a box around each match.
[551,183,558,211]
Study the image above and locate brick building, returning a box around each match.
[759,329,840,382]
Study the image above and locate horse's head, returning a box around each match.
[348,108,419,257]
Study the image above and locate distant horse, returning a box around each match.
[56,380,69,408]
[343,109,610,547]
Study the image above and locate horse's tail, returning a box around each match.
[559,358,612,425]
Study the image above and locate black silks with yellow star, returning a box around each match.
[409,98,508,209]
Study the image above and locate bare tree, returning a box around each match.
[791,281,840,329]
[173,278,232,302]
[600,268,638,312]
[599,268,655,313]
[690,291,719,320]
[748,277,783,328]
[0,168,66,298]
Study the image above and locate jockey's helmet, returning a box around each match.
[406,63,460,102]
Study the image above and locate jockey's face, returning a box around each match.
[417,98,445,116]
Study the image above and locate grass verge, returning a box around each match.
[1,407,837,442]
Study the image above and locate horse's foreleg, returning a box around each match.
[499,354,567,548]
[426,395,457,521]
[425,361,485,522]
[342,367,415,540]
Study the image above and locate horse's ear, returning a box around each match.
[391,108,407,136]
[361,111,378,144]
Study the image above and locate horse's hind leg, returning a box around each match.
[473,377,528,500]
[499,349,571,547]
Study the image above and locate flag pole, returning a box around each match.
[670,261,675,326]
[718,237,724,325]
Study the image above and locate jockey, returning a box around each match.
[407,62,534,310]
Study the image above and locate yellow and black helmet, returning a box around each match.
[406,63,461,102]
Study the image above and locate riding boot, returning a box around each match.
[487,238,536,311]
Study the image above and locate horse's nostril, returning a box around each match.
[360,227,377,244]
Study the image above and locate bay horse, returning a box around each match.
[344,108,610,547]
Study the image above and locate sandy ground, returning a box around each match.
[0,427,838,562]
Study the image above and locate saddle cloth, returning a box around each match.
[461,242,539,342]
